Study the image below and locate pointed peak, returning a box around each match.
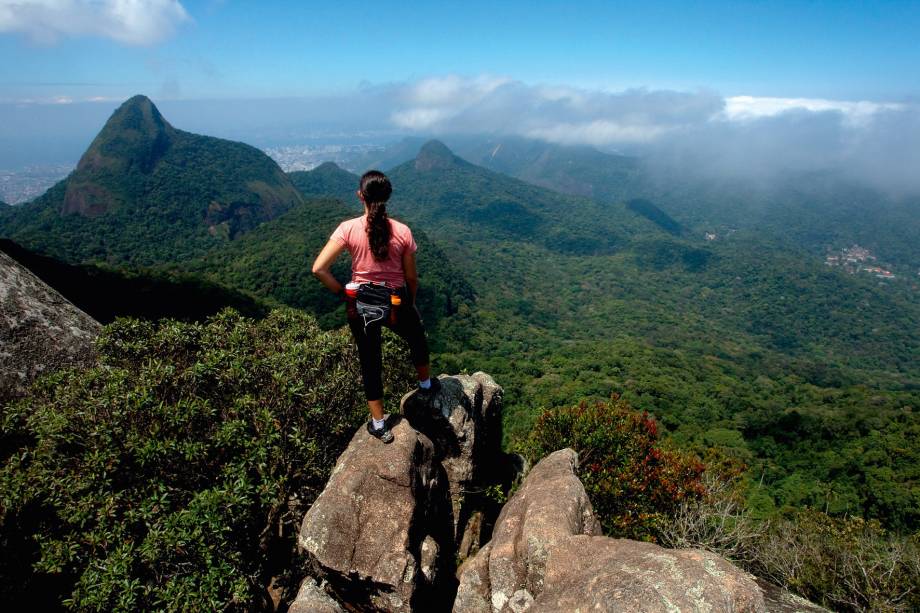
[414,140,460,171]
[64,95,175,215]
[123,94,155,107]
[314,161,343,172]
[95,94,173,147]
[110,94,166,124]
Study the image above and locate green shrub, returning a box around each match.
[521,396,706,540]
[0,308,415,611]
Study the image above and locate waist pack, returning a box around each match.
[355,283,394,330]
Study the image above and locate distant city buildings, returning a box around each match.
[262,143,385,172]
[0,164,73,205]
[825,245,897,279]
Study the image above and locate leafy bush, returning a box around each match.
[521,396,706,540]
[0,308,415,611]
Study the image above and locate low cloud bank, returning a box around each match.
[384,76,920,195]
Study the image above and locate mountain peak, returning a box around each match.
[414,140,460,171]
[63,94,175,216]
[103,94,172,140]
[315,161,342,172]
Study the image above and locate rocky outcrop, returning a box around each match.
[298,416,451,612]
[296,374,817,613]
[296,373,509,611]
[454,448,767,613]
[453,449,603,612]
[0,249,100,401]
[401,372,505,559]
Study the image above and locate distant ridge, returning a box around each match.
[414,140,467,172]
[452,136,642,203]
[385,140,676,257]
[0,95,304,266]
[287,162,359,203]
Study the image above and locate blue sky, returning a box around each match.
[2,0,919,102]
[2,1,920,193]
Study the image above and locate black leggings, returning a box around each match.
[348,288,430,401]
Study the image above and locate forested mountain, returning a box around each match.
[452,135,643,203]
[476,139,920,271]
[647,175,920,270]
[287,161,357,202]
[0,96,303,266]
[386,140,667,256]
[357,135,920,271]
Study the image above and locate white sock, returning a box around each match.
[372,417,385,430]
[419,378,431,389]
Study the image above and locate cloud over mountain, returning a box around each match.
[0,0,189,45]
[389,76,724,145]
[385,75,920,194]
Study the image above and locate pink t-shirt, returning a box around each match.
[330,216,418,288]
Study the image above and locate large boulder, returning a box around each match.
[400,372,505,557]
[298,416,451,612]
[530,536,766,612]
[454,448,602,612]
[454,448,768,613]
[0,249,100,402]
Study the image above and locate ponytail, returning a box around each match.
[360,170,392,261]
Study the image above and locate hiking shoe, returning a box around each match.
[367,419,394,443]
[417,376,442,398]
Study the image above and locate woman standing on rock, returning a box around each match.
[312,170,440,443]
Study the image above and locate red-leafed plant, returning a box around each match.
[522,396,706,541]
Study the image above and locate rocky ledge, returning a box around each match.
[294,373,824,613]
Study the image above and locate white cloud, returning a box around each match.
[526,120,670,145]
[0,0,190,45]
[723,95,904,125]
[388,75,723,145]
[382,75,920,193]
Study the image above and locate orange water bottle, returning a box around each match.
[390,292,401,325]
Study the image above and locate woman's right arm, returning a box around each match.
[312,239,345,295]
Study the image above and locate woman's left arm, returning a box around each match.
[402,249,418,303]
[312,239,346,295]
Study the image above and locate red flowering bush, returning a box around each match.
[522,396,706,540]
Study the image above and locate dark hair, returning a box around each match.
[360,170,393,261]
